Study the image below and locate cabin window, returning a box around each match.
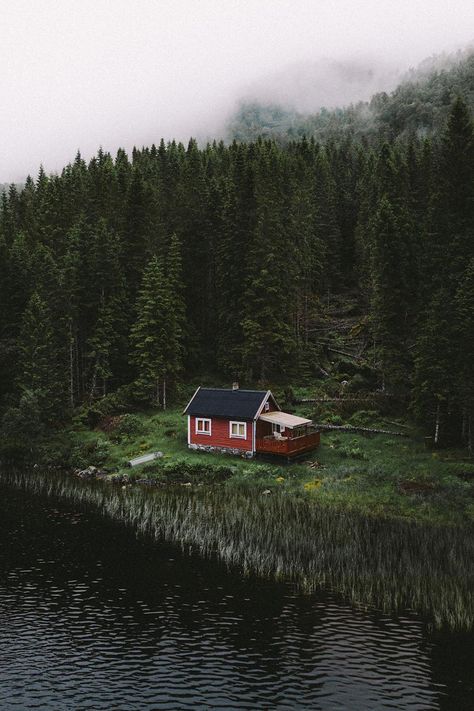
[272,423,283,434]
[196,418,211,435]
[229,421,247,439]
[264,402,270,412]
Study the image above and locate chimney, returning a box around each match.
[232,381,239,391]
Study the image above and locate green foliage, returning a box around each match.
[70,437,111,469]
[75,384,137,428]
[227,51,474,146]
[129,255,169,403]
[112,414,146,441]
[139,459,235,484]
[16,292,67,425]
[129,247,185,406]
[0,81,473,455]
[338,445,368,460]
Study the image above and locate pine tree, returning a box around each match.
[454,258,474,452]
[129,256,168,405]
[313,151,342,288]
[17,292,66,424]
[87,294,116,399]
[429,98,474,287]
[370,197,410,391]
[215,147,255,375]
[288,153,325,377]
[122,170,157,294]
[162,234,186,406]
[241,149,296,381]
[86,219,129,392]
[412,286,458,445]
[0,233,13,402]
[61,216,91,405]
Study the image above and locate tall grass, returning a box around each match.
[2,467,473,630]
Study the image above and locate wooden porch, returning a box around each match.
[256,430,320,457]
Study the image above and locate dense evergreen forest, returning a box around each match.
[0,91,473,452]
[229,50,474,144]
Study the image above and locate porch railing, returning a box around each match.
[256,430,320,456]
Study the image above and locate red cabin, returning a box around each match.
[183,386,320,459]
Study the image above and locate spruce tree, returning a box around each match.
[412,287,458,444]
[215,148,255,375]
[162,234,185,406]
[17,292,66,425]
[241,149,296,381]
[87,294,116,399]
[454,258,474,452]
[370,197,410,391]
[129,256,168,405]
[430,98,474,287]
[86,219,129,391]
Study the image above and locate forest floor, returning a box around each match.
[53,388,474,528]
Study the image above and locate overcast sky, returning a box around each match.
[1,0,473,181]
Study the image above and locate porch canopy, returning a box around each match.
[258,411,312,429]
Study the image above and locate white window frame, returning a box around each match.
[195,417,211,435]
[229,421,247,439]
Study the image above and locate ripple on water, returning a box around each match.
[0,483,472,710]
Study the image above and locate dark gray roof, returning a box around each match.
[184,388,269,419]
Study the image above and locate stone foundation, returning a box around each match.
[188,443,254,458]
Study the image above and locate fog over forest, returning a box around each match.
[1,0,474,182]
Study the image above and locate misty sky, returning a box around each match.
[1,0,473,181]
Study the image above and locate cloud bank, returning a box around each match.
[0,0,473,181]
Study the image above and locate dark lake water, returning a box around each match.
[0,481,472,710]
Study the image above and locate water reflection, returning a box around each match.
[0,483,471,710]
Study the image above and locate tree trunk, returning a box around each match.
[468,412,473,457]
[69,323,74,409]
[162,377,167,410]
[314,423,408,437]
[434,401,440,445]
[75,336,80,401]
[89,364,98,401]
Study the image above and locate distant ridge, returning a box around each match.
[227,48,474,144]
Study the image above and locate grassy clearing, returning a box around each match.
[3,467,473,631]
[48,393,474,527]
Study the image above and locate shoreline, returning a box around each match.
[3,400,474,529]
[1,465,473,631]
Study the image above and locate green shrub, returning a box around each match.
[164,428,178,438]
[349,410,380,426]
[113,414,146,441]
[70,437,111,468]
[76,384,137,428]
[345,373,373,392]
[138,459,236,484]
[325,414,343,425]
[339,446,368,460]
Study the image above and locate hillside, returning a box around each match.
[227,49,474,144]
[0,52,473,462]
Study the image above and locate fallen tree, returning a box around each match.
[314,423,408,437]
[298,394,392,404]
